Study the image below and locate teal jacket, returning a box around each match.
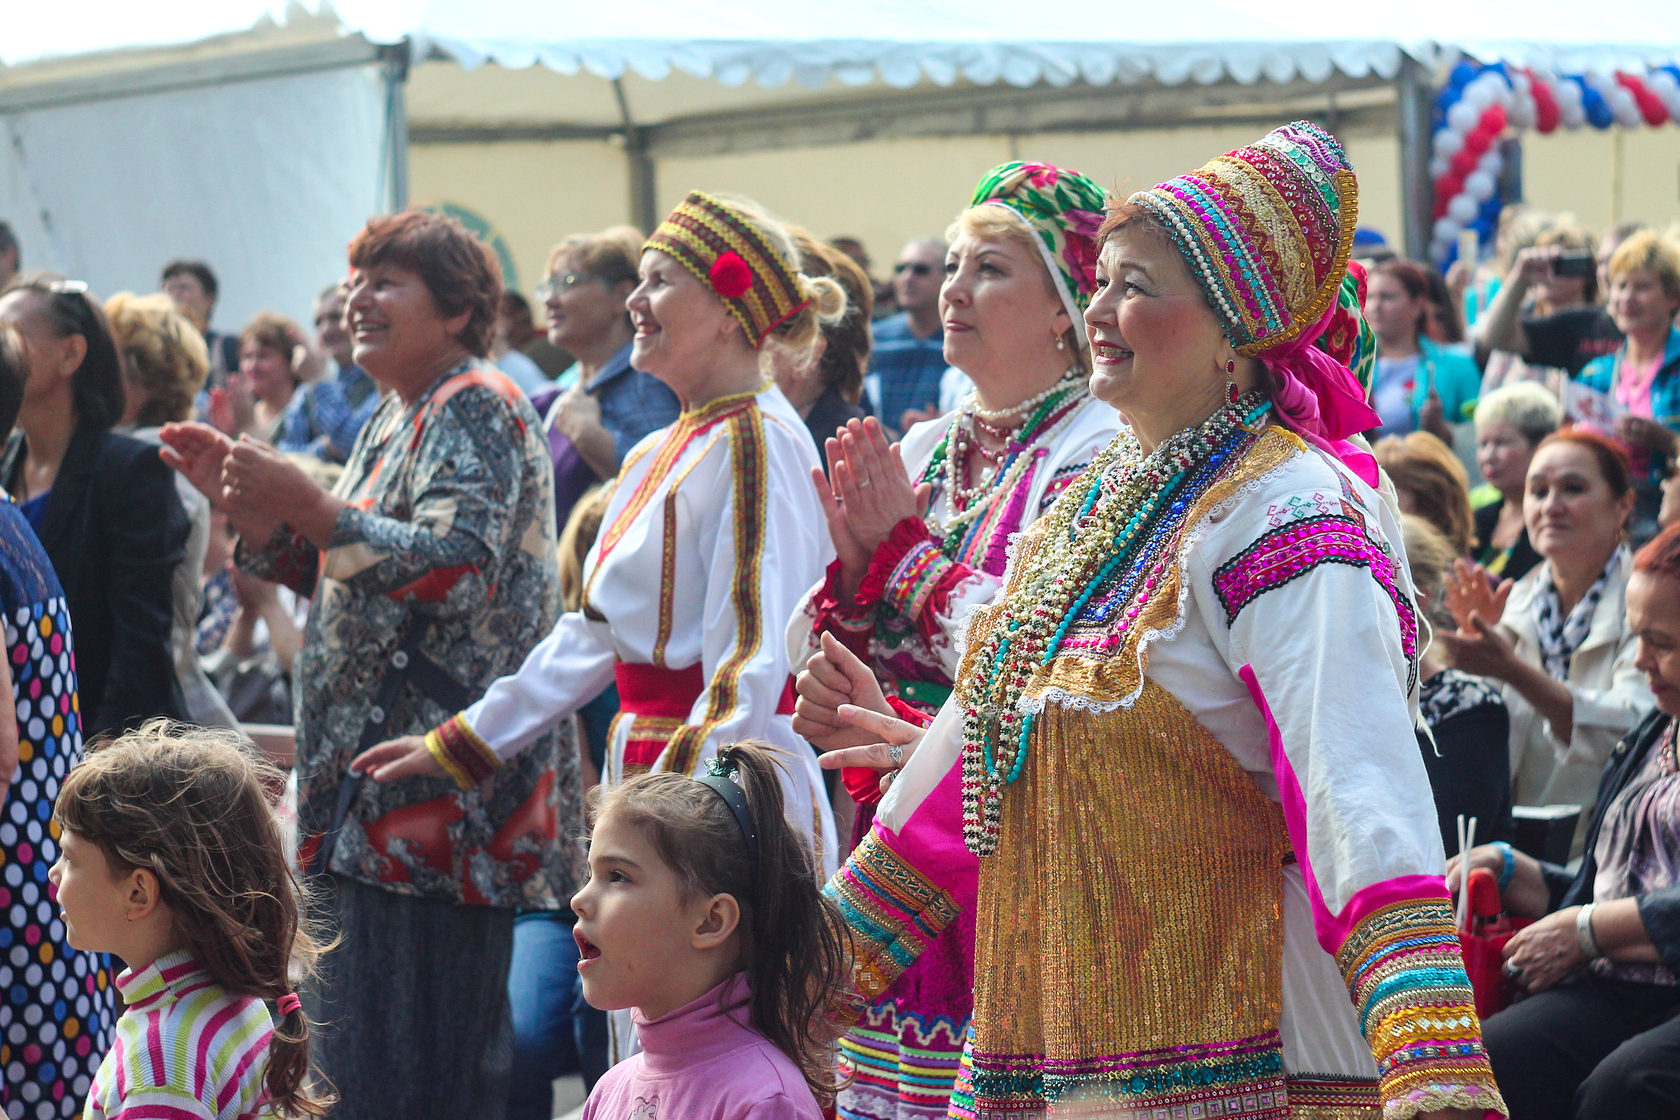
[1581,326,1680,429]
[1581,326,1680,485]
[1408,337,1483,424]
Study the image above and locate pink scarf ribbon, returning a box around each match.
[1261,303,1381,487]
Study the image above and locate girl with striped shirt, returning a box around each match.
[50,722,327,1118]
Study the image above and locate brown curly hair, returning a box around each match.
[55,722,332,1116]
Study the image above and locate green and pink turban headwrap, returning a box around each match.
[1127,121,1382,485]
[970,161,1107,351]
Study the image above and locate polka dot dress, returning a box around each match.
[2,499,114,1119]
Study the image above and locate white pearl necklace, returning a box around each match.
[938,374,1090,536]
[965,368,1087,424]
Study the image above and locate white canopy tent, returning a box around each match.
[3,1,1677,323]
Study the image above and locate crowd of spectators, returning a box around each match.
[5,186,1680,1120]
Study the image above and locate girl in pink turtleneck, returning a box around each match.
[573,743,849,1120]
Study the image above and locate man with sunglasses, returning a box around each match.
[865,237,948,437]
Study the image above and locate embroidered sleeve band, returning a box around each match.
[1213,513,1417,664]
[427,713,501,791]
[1335,897,1508,1120]
[826,830,960,1002]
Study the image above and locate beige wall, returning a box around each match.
[409,123,1678,302]
[1520,127,1680,233]
[407,139,632,300]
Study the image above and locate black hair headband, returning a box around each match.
[696,755,758,863]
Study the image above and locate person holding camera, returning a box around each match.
[1475,224,1642,378]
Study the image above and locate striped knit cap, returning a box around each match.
[645,191,810,350]
[1128,120,1358,358]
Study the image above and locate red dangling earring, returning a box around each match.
[1225,358,1239,403]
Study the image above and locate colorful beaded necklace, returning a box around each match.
[957,390,1272,856]
[921,368,1089,542]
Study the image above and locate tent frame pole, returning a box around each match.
[382,41,412,212]
[1397,54,1435,262]
[613,78,658,233]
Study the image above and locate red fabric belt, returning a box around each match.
[612,662,796,721]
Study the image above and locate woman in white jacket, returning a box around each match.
[1445,428,1654,854]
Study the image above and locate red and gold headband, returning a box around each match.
[645,191,809,350]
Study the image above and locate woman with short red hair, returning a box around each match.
[1445,428,1655,855]
[160,210,583,1119]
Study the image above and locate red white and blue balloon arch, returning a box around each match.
[1428,61,1680,267]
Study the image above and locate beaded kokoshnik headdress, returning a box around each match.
[645,191,810,351]
[1126,120,1382,484]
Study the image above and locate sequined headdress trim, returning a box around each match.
[646,191,810,350]
[1127,121,1381,484]
[1127,121,1358,358]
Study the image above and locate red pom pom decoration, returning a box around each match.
[708,251,754,299]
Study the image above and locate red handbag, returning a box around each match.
[1457,867,1533,1020]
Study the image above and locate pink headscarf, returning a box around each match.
[1262,301,1381,487]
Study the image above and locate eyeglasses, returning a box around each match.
[894,262,935,277]
[535,272,604,300]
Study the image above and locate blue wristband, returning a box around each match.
[1493,841,1516,894]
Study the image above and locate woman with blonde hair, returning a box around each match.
[355,191,843,875]
[1580,229,1680,542]
[104,291,237,729]
[788,161,1120,1120]
[1375,429,1476,555]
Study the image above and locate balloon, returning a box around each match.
[1434,128,1465,157]
[1429,155,1450,180]
[1450,61,1480,90]
[1553,77,1583,108]
[1461,83,1492,112]
[1558,89,1586,129]
[1478,148,1504,177]
[1509,92,1537,130]
[1436,172,1465,200]
[1619,75,1671,126]
[1451,148,1480,178]
[1448,193,1480,223]
[1531,77,1561,132]
[1479,104,1508,135]
[1446,100,1480,132]
[1465,170,1496,201]
[1608,87,1642,127]
[1582,85,1614,128]
[1433,216,1462,243]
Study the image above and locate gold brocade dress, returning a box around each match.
[828,425,1508,1120]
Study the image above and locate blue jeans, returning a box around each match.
[506,911,610,1120]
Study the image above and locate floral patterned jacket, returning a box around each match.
[239,364,583,908]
